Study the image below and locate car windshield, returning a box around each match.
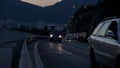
[50,31,61,35]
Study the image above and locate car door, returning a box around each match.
[94,21,120,67]
[93,21,111,62]
[88,22,104,47]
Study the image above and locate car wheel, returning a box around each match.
[116,56,120,68]
[90,49,97,68]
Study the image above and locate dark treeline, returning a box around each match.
[69,0,120,41]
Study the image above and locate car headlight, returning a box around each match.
[59,35,62,38]
[50,34,53,37]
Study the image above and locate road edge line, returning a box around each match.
[34,41,45,68]
[18,39,33,68]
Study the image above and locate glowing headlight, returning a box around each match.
[59,35,62,38]
[50,34,53,37]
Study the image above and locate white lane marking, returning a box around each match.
[34,41,45,68]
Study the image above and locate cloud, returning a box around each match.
[21,0,62,7]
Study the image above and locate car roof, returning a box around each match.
[101,18,120,23]
[102,16,119,21]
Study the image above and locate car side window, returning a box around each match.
[105,21,118,40]
[92,22,104,35]
[97,21,112,37]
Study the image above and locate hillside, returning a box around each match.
[69,0,120,40]
[0,0,98,24]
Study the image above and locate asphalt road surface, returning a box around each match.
[37,39,90,68]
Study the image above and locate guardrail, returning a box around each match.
[0,27,46,68]
[18,36,46,68]
[0,39,25,68]
[11,39,24,68]
[66,32,87,39]
[18,38,33,68]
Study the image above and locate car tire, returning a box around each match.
[90,49,97,68]
[116,56,120,68]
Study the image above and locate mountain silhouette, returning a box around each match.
[0,0,98,24]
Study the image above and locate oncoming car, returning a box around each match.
[88,17,120,68]
[65,35,72,41]
[49,30,62,42]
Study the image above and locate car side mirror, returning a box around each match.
[105,30,115,38]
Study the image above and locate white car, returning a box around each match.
[88,17,120,68]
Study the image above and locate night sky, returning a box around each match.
[0,0,98,25]
[21,0,98,24]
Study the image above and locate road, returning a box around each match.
[0,28,90,68]
[34,39,90,68]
